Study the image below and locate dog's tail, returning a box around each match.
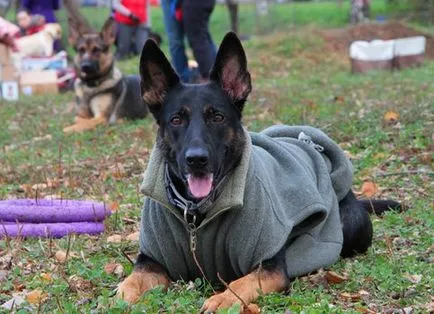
[360,199,404,215]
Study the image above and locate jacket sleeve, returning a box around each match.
[112,0,131,16]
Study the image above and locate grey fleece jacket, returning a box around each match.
[139,125,353,284]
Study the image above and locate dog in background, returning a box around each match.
[14,23,61,57]
[64,17,148,133]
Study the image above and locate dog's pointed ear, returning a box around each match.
[140,39,180,122]
[210,32,252,112]
[100,17,116,46]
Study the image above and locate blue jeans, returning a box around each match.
[161,0,190,82]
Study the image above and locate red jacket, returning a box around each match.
[114,0,147,25]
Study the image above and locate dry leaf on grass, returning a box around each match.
[243,303,260,314]
[361,181,378,198]
[384,111,399,125]
[40,273,53,282]
[26,289,47,304]
[55,250,67,263]
[108,201,120,211]
[107,234,123,243]
[405,273,422,284]
[325,271,348,284]
[104,263,124,277]
[126,231,139,242]
[340,292,361,302]
[32,183,48,191]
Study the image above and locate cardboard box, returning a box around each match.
[350,40,394,73]
[0,64,19,81]
[20,70,58,95]
[1,81,19,101]
[0,43,11,64]
[394,36,426,70]
[21,51,68,72]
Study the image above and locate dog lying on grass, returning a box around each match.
[117,32,402,312]
[64,18,148,133]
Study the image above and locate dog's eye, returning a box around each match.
[92,47,101,55]
[78,47,86,55]
[212,113,225,123]
[170,116,182,126]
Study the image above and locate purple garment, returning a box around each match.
[0,199,110,223]
[21,0,60,23]
[0,222,105,238]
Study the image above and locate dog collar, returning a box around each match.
[164,163,228,223]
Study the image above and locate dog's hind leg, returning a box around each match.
[339,190,374,258]
[117,253,170,304]
[201,250,288,313]
[340,190,404,258]
[63,116,106,133]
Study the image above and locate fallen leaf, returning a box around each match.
[384,111,399,125]
[340,292,361,302]
[17,184,32,194]
[355,307,376,314]
[325,271,348,284]
[104,263,124,277]
[423,302,434,312]
[405,274,422,284]
[32,183,48,191]
[243,303,260,314]
[40,273,53,282]
[107,235,122,243]
[44,194,62,200]
[1,293,26,310]
[68,275,93,292]
[361,181,378,198]
[46,178,60,188]
[26,289,47,305]
[0,269,8,282]
[108,201,120,212]
[126,231,139,242]
[55,250,67,263]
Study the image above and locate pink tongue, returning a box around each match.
[187,174,213,199]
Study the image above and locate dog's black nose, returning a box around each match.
[185,147,209,168]
[80,61,96,73]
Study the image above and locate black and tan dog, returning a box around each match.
[117,33,402,312]
[64,18,148,133]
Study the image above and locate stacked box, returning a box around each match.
[0,43,19,101]
[350,36,427,74]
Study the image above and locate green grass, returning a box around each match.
[1,1,434,313]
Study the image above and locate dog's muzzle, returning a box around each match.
[80,60,99,74]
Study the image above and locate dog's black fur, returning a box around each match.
[124,32,402,309]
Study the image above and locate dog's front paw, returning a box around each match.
[116,274,143,304]
[201,291,242,313]
[63,124,80,133]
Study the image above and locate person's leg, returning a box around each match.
[183,1,217,80]
[161,0,190,82]
[134,24,149,55]
[116,23,133,60]
[226,0,239,34]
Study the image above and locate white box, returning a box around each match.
[1,81,19,101]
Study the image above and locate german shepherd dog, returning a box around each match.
[117,33,402,312]
[64,18,148,133]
